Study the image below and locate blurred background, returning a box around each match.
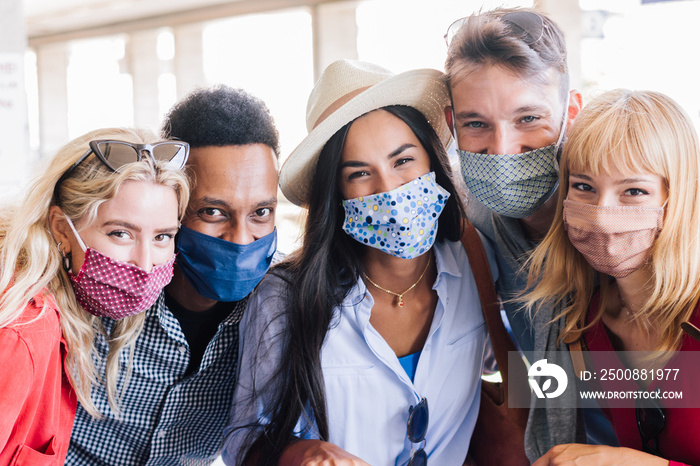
[2,0,700,254]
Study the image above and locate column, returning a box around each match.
[173,23,206,99]
[310,1,360,81]
[535,0,583,90]
[126,30,161,131]
[0,0,30,194]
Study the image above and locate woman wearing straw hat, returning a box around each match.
[222,59,497,466]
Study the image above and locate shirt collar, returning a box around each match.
[432,239,462,281]
[147,291,167,319]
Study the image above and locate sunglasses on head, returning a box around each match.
[53,139,189,200]
[407,397,429,466]
[444,11,546,47]
[636,395,665,457]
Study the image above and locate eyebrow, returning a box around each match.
[101,221,179,233]
[196,196,277,211]
[455,105,551,120]
[514,104,551,115]
[254,197,277,208]
[569,173,656,184]
[197,196,230,209]
[339,143,416,169]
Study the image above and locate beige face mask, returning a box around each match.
[562,199,664,278]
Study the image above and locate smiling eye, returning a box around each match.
[154,233,174,242]
[347,170,370,180]
[254,207,273,218]
[202,207,223,216]
[625,188,649,196]
[108,230,130,239]
[395,157,414,167]
[521,115,539,123]
[571,182,594,192]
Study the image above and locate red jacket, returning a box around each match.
[0,291,77,465]
[585,296,700,466]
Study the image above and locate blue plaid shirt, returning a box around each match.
[66,292,246,465]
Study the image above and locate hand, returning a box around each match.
[533,444,669,466]
[279,440,372,466]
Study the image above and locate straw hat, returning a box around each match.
[279,59,452,206]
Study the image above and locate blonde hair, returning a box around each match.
[0,127,189,417]
[523,89,700,352]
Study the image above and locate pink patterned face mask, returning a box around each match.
[66,217,176,319]
[563,199,664,278]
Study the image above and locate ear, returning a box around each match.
[565,89,583,134]
[48,206,72,254]
[444,105,454,131]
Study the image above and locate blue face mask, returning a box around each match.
[175,225,277,302]
[341,172,450,259]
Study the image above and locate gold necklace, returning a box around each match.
[362,255,432,308]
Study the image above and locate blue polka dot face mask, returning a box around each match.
[341,171,450,259]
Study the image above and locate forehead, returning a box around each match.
[341,110,422,159]
[451,64,562,115]
[92,180,179,225]
[187,144,278,205]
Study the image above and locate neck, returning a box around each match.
[519,189,558,242]
[362,247,435,293]
[614,266,655,319]
[165,265,218,312]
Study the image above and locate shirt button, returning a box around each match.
[171,386,180,393]
[178,345,187,354]
[157,429,167,439]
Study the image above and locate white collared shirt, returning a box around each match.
[223,237,497,466]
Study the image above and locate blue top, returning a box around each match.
[398,351,422,382]
[223,238,499,466]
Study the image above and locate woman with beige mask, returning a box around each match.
[524,89,700,466]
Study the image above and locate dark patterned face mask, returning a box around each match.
[458,144,559,218]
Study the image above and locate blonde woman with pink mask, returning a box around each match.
[524,89,700,466]
[0,128,188,464]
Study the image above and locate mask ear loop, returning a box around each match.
[552,108,569,172]
[65,216,88,252]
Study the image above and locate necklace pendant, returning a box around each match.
[398,296,404,307]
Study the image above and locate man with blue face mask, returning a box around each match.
[443,7,618,461]
[67,85,280,465]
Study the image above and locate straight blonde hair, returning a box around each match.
[0,127,189,417]
[523,89,700,352]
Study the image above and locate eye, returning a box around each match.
[253,207,273,219]
[198,207,227,222]
[154,233,174,243]
[394,157,414,167]
[107,230,131,240]
[347,170,370,181]
[465,121,486,129]
[625,188,649,196]
[571,182,594,192]
[521,115,539,123]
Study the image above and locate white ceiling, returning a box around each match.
[23,0,331,45]
[25,0,232,36]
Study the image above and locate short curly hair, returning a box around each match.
[162,85,280,157]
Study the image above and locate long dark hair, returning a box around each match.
[244,105,465,465]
